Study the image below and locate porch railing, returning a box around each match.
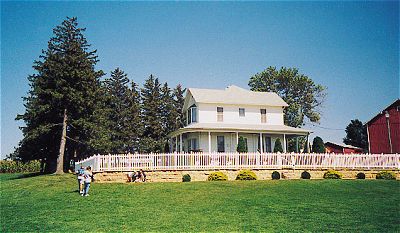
[75,152,400,172]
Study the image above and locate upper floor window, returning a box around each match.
[187,105,197,125]
[217,107,223,122]
[239,108,245,117]
[260,109,266,123]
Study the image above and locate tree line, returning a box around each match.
[9,17,185,173]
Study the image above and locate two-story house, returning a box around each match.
[169,85,310,153]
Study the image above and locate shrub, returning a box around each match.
[273,138,283,153]
[323,170,342,179]
[236,136,248,153]
[236,170,257,180]
[356,172,366,179]
[301,171,311,179]
[182,174,191,182]
[376,171,396,180]
[0,160,41,173]
[271,171,280,180]
[208,171,228,181]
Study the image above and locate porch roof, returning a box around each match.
[169,123,311,137]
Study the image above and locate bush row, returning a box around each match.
[182,170,397,182]
[0,160,41,173]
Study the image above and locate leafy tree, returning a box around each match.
[343,119,368,152]
[312,136,325,153]
[248,66,326,127]
[15,17,104,173]
[273,138,283,153]
[237,136,248,153]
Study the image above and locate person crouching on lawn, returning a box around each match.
[76,166,85,194]
[82,166,93,197]
[140,169,147,182]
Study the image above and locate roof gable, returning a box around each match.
[187,85,288,107]
[365,99,400,125]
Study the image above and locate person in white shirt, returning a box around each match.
[82,166,93,197]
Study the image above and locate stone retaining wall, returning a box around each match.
[93,169,400,183]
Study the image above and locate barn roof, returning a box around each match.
[325,142,362,150]
[187,85,288,107]
[365,99,400,125]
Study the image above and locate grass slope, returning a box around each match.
[1,173,399,232]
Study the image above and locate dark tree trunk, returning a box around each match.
[55,108,67,174]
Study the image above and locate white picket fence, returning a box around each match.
[75,152,400,172]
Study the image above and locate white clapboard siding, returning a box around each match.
[75,153,400,172]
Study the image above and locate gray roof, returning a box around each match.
[170,123,311,137]
[188,85,288,107]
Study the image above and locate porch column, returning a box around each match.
[175,136,178,152]
[236,132,239,144]
[208,131,211,153]
[259,133,263,153]
[307,133,310,153]
[179,134,183,152]
[283,134,287,153]
[296,136,299,153]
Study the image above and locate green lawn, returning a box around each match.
[1,173,399,232]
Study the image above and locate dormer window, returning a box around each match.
[260,109,266,123]
[239,108,245,117]
[187,104,197,125]
[217,107,223,122]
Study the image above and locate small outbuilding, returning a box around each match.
[365,99,400,154]
[325,142,363,154]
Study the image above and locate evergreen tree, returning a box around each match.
[343,119,368,152]
[237,136,248,153]
[160,83,177,140]
[103,68,131,153]
[140,75,164,152]
[312,136,326,153]
[173,85,186,129]
[273,138,283,153]
[15,17,104,173]
[124,81,143,152]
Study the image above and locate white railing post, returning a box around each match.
[277,153,282,169]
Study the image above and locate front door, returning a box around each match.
[217,136,225,152]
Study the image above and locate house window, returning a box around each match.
[239,108,245,117]
[260,109,267,123]
[244,138,248,151]
[217,107,223,122]
[217,136,225,152]
[188,138,198,151]
[187,105,197,125]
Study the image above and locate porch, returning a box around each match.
[168,123,311,153]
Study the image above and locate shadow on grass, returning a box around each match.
[10,172,43,180]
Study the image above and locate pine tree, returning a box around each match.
[15,17,104,173]
[173,85,186,129]
[273,138,283,153]
[124,81,142,152]
[140,75,163,152]
[312,137,326,153]
[103,68,131,153]
[160,83,177,151]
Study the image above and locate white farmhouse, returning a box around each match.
[169,85,310,153]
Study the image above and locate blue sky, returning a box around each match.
[1,1,399,158]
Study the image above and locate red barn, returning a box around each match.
[325,142,363,154]
[365,99,400,154]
